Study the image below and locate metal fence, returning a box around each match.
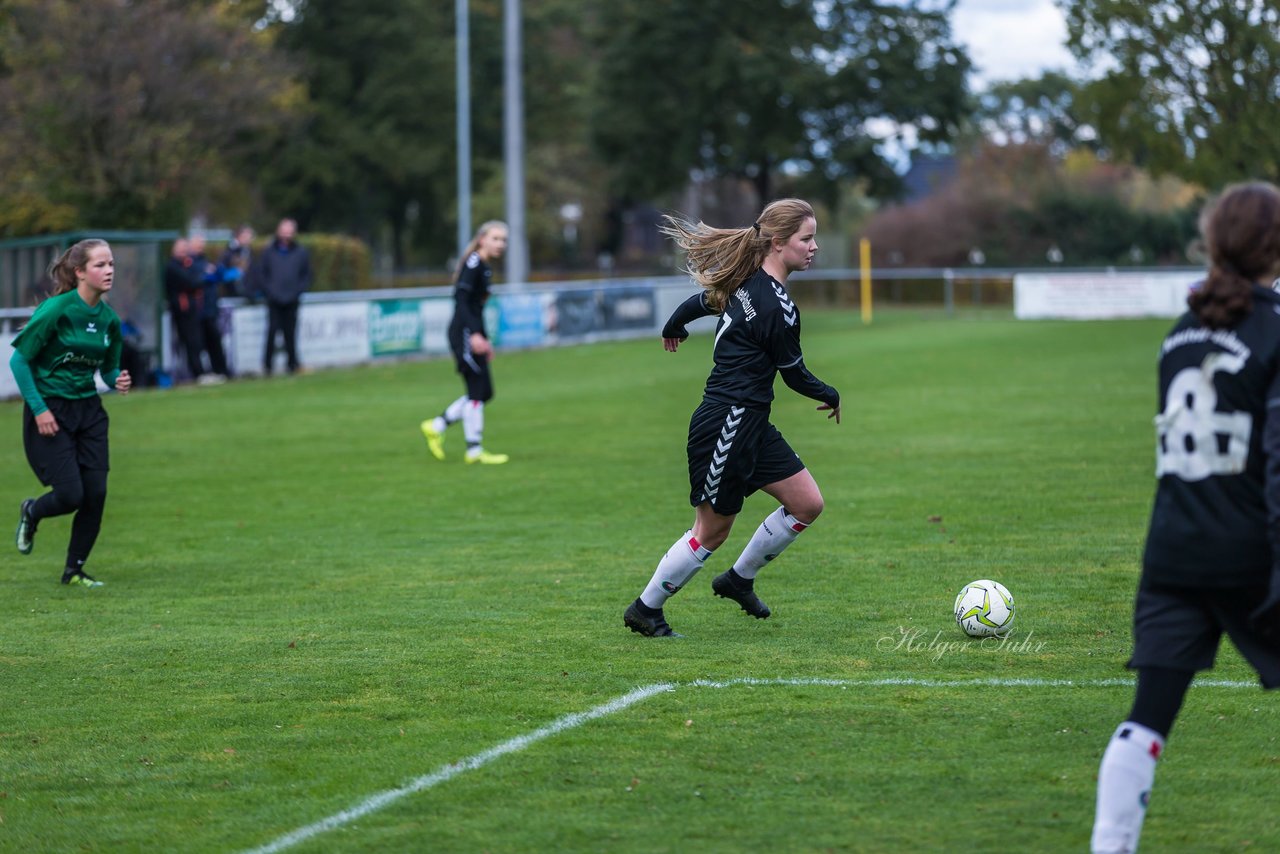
[0,230,178,357]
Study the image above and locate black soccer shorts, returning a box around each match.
[23,396,110,485]
[685,401,805,516]
[449,329,494,403]
[1129,578,1280,689]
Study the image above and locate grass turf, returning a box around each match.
[2,307,1277,852]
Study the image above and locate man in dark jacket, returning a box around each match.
[164,238,205,381]
[258,218,311,375]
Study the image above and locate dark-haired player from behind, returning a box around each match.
[1092,182,1280,853]
[623,198,841,638]
[11,239,132,587]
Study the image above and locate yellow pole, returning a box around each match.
[859,237,872,325]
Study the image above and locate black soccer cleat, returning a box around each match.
[712,570,771,619]
[16,498,36,555]
[624,601,682,637]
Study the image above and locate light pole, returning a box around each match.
[455,0,471,260]
[503,0,529,285]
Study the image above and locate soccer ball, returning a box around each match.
[953,579,1015,637]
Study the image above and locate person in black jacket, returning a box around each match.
[258,218,311,376]
[163,238,205,382]
[188,235,229,383]
[623,198,841,638]
[1091,182,1280,854]
[420,220,510,465]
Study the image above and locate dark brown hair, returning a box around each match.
[660,198,815,311]
[1188,182,1280,329]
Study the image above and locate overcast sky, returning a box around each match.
[951,0,1076,86]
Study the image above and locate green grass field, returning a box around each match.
[3,308,1278,853]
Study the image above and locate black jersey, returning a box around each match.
[1143,284,1280,587]
[697,269,838,412]
[449,252,491,339]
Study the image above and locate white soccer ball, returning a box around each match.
[953,579,1015,637]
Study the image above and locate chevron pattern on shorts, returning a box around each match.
[703,406,745,502]
[771,281,797,327]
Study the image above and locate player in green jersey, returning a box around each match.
[10,239,132,587]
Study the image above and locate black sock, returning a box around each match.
[633,598,662,616]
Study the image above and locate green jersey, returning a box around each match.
[11,290,123,403]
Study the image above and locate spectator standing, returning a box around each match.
[257,218,311,376]
[220,225,255,299]
[188,235,229,383]
[163,238,204,382]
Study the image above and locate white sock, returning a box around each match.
[463,399,485,448]
[732,507,808,579]
[1091,722,1163,854]
[442,395,469,427]
[640,531,713,609]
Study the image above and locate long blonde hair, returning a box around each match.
[660,198,815,310]
[48,239,110,296]
[455,220,508,280]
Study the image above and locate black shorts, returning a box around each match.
[1129,579,1280,689]
[23,396,110,485]
[448,326,493,402]
[686,401,805,516]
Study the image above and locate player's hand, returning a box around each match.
[817,403,841,424]
[469,332,493,358]
[35,410,59,436]
[663,337,684,352]
[115,370,132,395]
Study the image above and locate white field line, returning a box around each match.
[240,675,1257,854]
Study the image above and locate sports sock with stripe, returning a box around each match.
[1091,721,1163,854]
[732,506,808,580]
[640,530,713,609]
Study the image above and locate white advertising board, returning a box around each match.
[1014,271,1199,320]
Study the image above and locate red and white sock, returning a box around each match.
[1091,721,1163,854]
[640,531,713,609]
[732,507,808,580]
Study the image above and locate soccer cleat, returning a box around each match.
[420,420,446,460]
[712,570,771,619]
[16,498,36,555]
[61,570,104,588]
[465,449,509,465]
[624,601,682,637]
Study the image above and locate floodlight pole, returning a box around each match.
[503,0,529,285]
[456,0,472,258]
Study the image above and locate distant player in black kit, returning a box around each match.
[421,220,510,465]
[624,198,841,637]
[1091,182,1280,853]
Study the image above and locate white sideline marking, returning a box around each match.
[241,675,1257,853]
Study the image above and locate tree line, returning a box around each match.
[0,0,1275,271]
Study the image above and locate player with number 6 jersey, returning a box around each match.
[1091,182,1280,854]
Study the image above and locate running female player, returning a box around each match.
[624,198,841,637]
[1091,182,1280,852]
[421,221,510,465]
[12,239,132,587]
